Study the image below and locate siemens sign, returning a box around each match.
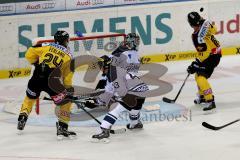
[18,13,172,58]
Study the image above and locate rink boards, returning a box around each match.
[0,0,240,75]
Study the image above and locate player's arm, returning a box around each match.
[196,21,213,52]
[209,21,217,35]
[61,59,75,89]
[96,68,127,105]
[111,54,126,66]
[25,46,43,64]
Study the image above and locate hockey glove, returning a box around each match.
[95,74,107,90]
[84,100,98,109]
[187,61,199,74]
[187,60,205,74]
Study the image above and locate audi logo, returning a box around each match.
[0,5,14,12]
[41,3,56,9]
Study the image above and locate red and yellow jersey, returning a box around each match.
[25,43,73,87]
[192,20,221,62]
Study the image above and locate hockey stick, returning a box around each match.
[43,97,126,134]
[43,96,92,102]
[74,102,126,134]
[202,119,240,131]
[163,73,190,103]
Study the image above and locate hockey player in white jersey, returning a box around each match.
[86,55,148,142]
[95,33,140,89]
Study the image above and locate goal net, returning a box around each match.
[33,32,126,57]
[3,33,126,115]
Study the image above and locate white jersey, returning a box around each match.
[97,66,148,106]
[111,50,140,75]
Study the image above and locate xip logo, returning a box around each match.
[140,57,151,64]
[9,70,21,78]
[236,48,240,54]
[165,54,176,61]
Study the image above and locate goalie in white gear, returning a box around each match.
[95,33,141,90]
[86,55,148,142]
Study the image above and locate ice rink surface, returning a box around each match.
[0,55,240,160]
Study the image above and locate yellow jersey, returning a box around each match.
[25,43,73,87]
[192,20,221,62]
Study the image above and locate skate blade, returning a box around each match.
[91,138,110,144]
[127,127,143,131]
[57,135,77,141]
[203,108,216,115]
[17,130,23,135]
[69,135,77,140]
[57,135,64,141]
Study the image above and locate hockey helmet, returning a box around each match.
[125,33,140,50]
[54,30,69,46]
[98,55,112,70]
[188,12,201,27]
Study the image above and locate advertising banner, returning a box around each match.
[115,0,160,5]
[0,3,15,15]
[15,0,65,14]
[0,0,240,73]
[66,0,115,10]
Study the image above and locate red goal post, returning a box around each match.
[34,33,126,44]
[32,33,126,57]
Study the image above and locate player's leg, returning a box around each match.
[17,77,40,132]
[195,74,215,110]
[126,97,145,130]
[195,54,221,111]
[55,102,76,140]
[92,102,126,141]
[194,76,206,104]
[47,77,76,140]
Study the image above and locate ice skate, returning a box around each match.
[194,94,206,104]
[91,127,110,143]
[203,100,216,113]
[17,113,28,135]
[127,121,143,130]
[56,121,77,140]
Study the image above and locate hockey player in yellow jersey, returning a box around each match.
[17,30,76,139]
[187,12,221,111]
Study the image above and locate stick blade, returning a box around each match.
[202,122,218,130]
[110,128,126,134]
[162,97,175,103]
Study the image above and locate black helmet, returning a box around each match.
[188,12,201,26]
[125,33,140,50]
[98,55,112,70]
[54,30,69,46]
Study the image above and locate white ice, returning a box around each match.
[0,55,240,160]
